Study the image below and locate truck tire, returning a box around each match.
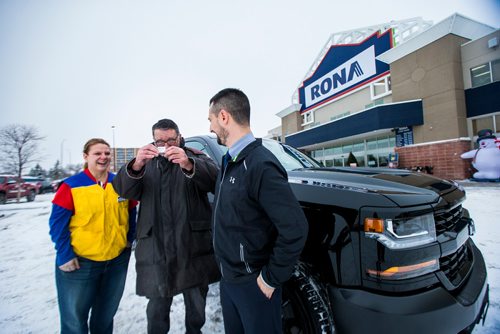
[282,262,335,334]
[0,192,5,204]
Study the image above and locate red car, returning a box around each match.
[21,176,43,194]
[0,175,37,204]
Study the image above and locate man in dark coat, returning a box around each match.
[113,119,220,334]
[207,88,308,333]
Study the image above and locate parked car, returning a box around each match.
[184,134,489,334]
[0,175,37,204]
[22,176,43,194]
[22,176,55,194]
[50,178,66,192]
[39,178,55,193]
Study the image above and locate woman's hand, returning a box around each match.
[59,258,80,272]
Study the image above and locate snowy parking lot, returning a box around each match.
[0,185,499,333]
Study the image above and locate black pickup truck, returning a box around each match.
[185,135,489,334]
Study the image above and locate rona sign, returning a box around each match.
[298,30,393,112]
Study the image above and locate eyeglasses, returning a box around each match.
[154,135,179,147]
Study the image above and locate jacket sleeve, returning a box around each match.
[254,160,308,287]
[48,182,76,266]
[112,158,145,200]
[187,153,219,193]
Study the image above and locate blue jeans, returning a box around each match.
[55,248,131,334]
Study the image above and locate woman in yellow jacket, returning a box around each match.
[49,138,137,334]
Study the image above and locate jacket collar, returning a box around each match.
[232,138,262,162]
[228,132,256,160]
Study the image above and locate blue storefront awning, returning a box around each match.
[285,100,423,148]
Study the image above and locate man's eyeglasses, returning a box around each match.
[154,135,179,147]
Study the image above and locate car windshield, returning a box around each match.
[261,139,321,170]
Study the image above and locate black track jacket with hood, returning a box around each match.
[212,138,308,288]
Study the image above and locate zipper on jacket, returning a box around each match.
[212,163,228,260]
[240,243,252,274]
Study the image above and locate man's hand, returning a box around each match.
[257,274,275,299]
[165,146,193,171]
[132,144,159,171]
[59,258,80,272]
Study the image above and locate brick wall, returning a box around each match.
[395,140,474,180]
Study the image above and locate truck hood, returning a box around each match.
[288,167,459,207]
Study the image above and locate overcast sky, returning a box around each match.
[1,0,499,170]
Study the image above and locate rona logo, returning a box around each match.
[305,46,376,107]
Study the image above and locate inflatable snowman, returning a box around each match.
[461,129,500,180]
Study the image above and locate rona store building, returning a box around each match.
[277,13,499,180]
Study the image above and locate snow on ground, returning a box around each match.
[0,185,499,333]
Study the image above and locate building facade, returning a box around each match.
[277,14,499,179]
[110,147,139,173]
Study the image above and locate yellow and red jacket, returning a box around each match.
[49,169,137,265]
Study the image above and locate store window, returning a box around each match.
[352,141,364,152]
[342,144,352,154]
[333,158,343,167]
[492,59,500,82]
[367,139,377,151]
[354,154,365,167]
[468,58,500,87]
[389,136,396,148]
[324,160,334,167]
[370,75,392,100]
[301,110,314,125]
[315,150,324,158]
[377,138,389,149]
[378,155,389,167]
[367,154,378,167]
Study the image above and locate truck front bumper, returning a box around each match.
[329,243,489,334]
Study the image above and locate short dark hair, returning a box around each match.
[209,88,250,126]
[152,119,179,137]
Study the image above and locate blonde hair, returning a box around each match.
[83,138,110,169]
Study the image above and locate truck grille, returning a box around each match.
[434,205,463,235]
[439,243,472,287]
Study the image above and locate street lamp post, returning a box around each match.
[111,126,116,172]
[66,149,72,165]
[60,139,66,167]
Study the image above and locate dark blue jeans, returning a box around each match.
[220,278,282,334]
[55,248,131,334]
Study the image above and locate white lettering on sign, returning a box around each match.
[305,45,377,108]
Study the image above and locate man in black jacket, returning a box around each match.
[207,88,308,333]
[112,119,220,334]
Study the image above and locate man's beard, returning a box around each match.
[215,128,229,146]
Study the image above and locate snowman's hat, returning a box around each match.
[477,129,496,143]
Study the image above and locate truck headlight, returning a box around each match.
[366,259,439,280]
[364,213,436,249]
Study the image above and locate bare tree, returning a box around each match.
[0,124,45,202]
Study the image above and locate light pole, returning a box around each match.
[111,126,116,172]
[60,139,66,167]
[66,149,72,165]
